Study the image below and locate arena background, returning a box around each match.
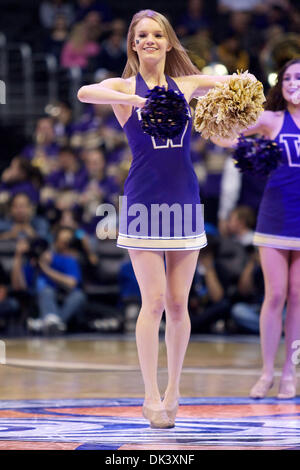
[0,0,300,452]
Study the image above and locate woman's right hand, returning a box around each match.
[133,95,147,108]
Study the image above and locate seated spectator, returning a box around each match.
[214,33,249,73]
[110,18,127,38]
[99,153,131,207]
[118,258,141,333]
[46,101,76,147]
[60,22,100,70]
[39,0,75,30]
[46,146,89,192]
[82,10,106,43]
[0,261,20,333]
[218,0,263,13]
[176,0,211,38]
[217,155,266,236]
[0,193,50,242]
[229,245,287,335]
[227,205,255,246]
[41,147,88,217]
[95,27,127,77]
[189,240,231,334]
[79,149,121,233]
[181,29,214,71]
[80,148,120,204]
[0,157,43,206]
[53,208,99,268]
[70,103,124,151]
[92,103,125,148]
[12,227,86,335]
[43,14,70,62]
[265,4,290,32]
[192,140,229,227]
[214,234,249,303]
[74,0,112,24]
[21,117,60,175]
[289,3,300,33]
[230,246,264,334]
[69,104,104,150]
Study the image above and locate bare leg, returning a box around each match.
[163,249,200,409]
[279,250,300,397]
[128,249,166,405]
[250,247,289,397]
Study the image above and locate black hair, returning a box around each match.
[9,191,34,208]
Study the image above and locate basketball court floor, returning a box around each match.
[0,334,299,450]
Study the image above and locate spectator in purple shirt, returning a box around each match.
[70,103,125,151]
[21,117,60,175]
[80,148,120,205]
[46,146,89,192]
[0,157,43,205]
[79,148,120,233]
[41,146,89,213]
[46,101,76,148]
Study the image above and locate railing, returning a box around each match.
[0,32,84,136]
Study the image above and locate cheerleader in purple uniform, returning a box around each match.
[78,9,254,427]
[215,59,300,399]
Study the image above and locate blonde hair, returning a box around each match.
[122,9,201,78]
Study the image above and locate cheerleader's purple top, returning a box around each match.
[116,73,207,251]
[254,110,300,250]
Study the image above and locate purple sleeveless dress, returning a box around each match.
[253,110,300,250]
[116,73,207,251]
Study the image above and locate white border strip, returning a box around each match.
[4,358,300,377]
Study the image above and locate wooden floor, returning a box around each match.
[0,334,300,451]
[0,334,294,399]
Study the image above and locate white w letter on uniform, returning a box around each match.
[280,134,300,167]
[136,108,191,149]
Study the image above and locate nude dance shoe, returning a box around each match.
[162,394,180,426]
[249,377,274,398]
[277,376,297,399]
[165,402,179,427]
[142,404,174,429]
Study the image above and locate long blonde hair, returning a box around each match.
[122,10,201,78]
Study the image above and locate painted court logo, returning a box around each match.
[0,398,300,450]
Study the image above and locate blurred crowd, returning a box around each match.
[33,0,300,85]
[0,0,299,337]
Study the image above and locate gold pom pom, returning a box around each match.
[194,72,266,139]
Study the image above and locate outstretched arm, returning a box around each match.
[188,72,257,100]
[77,77,146,108]
[189,74,231,99]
